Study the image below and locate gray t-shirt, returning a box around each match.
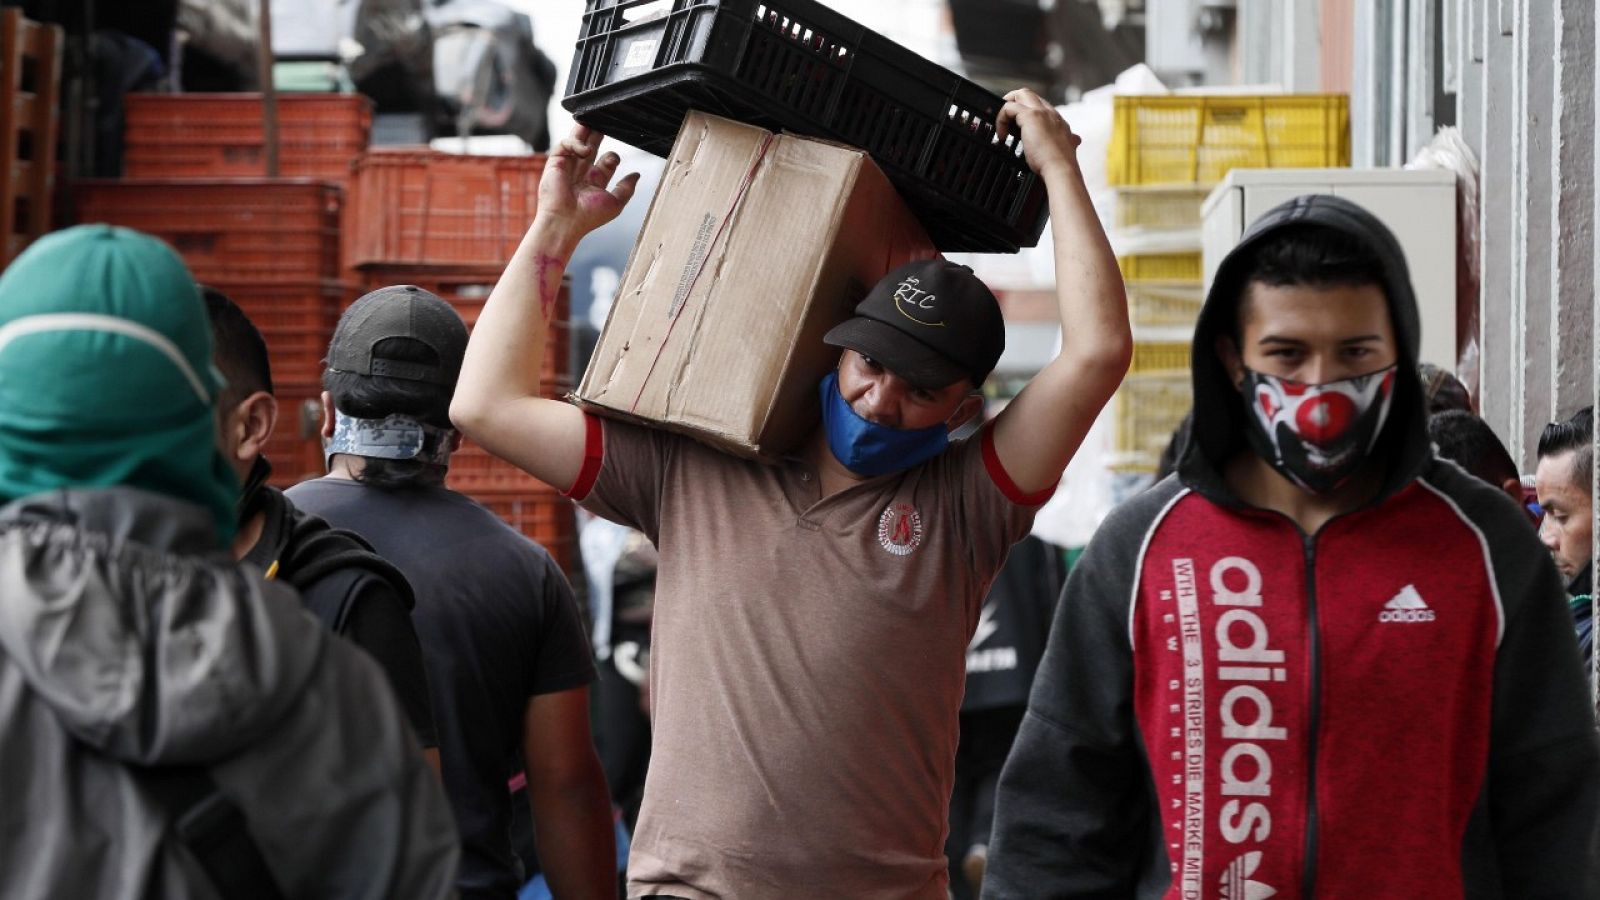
[287,477,595,900]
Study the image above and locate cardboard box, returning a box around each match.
[575,112,939,459]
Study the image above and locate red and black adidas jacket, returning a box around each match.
[985,196,1600,898]
[986,460,1599,898]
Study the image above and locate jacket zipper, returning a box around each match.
[1299,534,1320,899]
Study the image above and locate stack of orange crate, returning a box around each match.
[74,94,373,486]
[344,149,576,571]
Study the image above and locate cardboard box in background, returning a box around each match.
[575,112,939,459]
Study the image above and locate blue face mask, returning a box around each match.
[818,371,950,477]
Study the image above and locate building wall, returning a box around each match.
[1445,0,1595,463]
[1350,0,1599,696]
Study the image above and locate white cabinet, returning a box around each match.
[1201,168,1459,371]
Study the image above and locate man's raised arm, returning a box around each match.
[987,89,1132,496]
[451,125,639,492]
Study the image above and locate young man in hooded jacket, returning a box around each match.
[451,90,1132,898]
[985,195,1600,897]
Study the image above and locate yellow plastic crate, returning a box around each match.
[1119,251,1202,283]
[1128,282,1205,330]
[1114,186,1212,230]
[1107,94,1351,186]
[1129,340,1191,374]
[1112,371,1193,473]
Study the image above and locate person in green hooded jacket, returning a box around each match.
[0,224,458,899]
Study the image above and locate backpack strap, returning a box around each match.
[297,566,366,634]
[136,765,287,900]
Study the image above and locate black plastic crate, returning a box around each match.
[563,0,1048,253]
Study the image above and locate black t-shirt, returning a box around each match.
[961,534,1064,713]
[243,486,438,748]
[286,477,596,900]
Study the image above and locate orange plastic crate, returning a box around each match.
[74,179,342,283]
[215,280,348,333]
[257,327,331,384]
[353,265,573,384]
[262,432,323,488]
[353,264,499,304]
[123,93,372,185]
[345,151,545,268]
[202,280,349,386]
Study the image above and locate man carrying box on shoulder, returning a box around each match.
[451,89,1132,900]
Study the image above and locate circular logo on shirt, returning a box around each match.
[877,503,924,556]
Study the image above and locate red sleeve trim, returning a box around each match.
[562,414,605,501]
[981,423,1057,506]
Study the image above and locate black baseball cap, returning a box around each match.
[823,259,1004,389]
[327,285,468,386]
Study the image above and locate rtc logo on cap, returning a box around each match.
[893,276,945,327]
[822,258,1004,390]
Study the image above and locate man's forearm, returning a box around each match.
[454,222,577,418]
[530,770,617,900]
[1044,162,1130,371]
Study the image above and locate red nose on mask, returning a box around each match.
[1294,392,1359,446]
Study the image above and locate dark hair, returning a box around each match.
[1231,224,1387,340]
[323,336,454,489]
[1537,406,1594,490]
[1428,411,1518,488]
[1418,363,1472,414]
[202,286,273,407]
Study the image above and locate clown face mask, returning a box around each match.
[1240,365,1398,494]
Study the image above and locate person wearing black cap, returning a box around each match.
[984,197,1599,896]
[286,286,616,900]
[452,88,1131,899]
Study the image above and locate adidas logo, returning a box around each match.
[1378,584,1436,623]
[1220,851,1277,899]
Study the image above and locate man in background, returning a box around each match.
[948,533,1065,898]
[1427,409,1523,504]
[288,285,614,900]
[1418,361,1472,414]
[1536,406,1595,671]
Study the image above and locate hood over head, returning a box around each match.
[0,225,240,545]
[1178,194,1430,503]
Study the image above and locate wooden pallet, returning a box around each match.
[0,9,60,267]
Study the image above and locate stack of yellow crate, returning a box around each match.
[1105,94,1350,474]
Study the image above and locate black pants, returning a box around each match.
[946,706,1027,900]
[593,651,652,829]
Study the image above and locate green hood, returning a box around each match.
[0,224,238,545]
